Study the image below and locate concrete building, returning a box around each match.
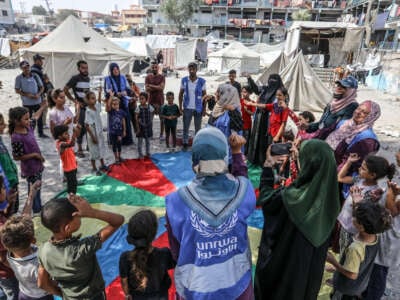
[384,1,400,50]
[0,0,15,26]
[142,0,343,42]
[121,5,147,26]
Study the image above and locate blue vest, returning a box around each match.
[212,110,243,164]
[166,177,255,300]
[182,76,205,113]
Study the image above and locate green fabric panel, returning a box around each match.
[247,162,262,189]
[55,174,166,208]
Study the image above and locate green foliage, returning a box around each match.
[160,0,201,33]
[292,9,312,21]
[32,5,47,16]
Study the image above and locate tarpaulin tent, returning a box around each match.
[284,21,364,63]
[258,51,331,112]
[145,35,182,68]
[108,37,153,58]
[175,38,208,68]
[23,16,134,88]
[256,52,288,85]
[248,43,284,68]
[207,41,260,74]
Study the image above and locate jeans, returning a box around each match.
[0,277,18,300]
[138,137,150,157]
[76,106,86,145]
[182,109,202,144]
[24,105,43,136]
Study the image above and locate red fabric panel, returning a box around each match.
[108,158,176,197]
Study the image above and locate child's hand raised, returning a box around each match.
[388,181,400,196]
[347,153,360,163]
[68,194,95,218]
[229,133,246,154]
[350,186,363,204]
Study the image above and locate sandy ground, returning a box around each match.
[0,68,399,297]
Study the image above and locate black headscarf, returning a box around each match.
[260,74,284,104]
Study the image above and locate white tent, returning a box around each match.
[23,16,134,88]
[258,52,331,112]
[207,42,260,74]
[175,39,207,68]
[284,21,364,61]
[248,43,284,68]
[108,37,153,58]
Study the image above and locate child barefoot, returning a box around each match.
[38,195,124,299]
[9,104,47,213]
[85,91,108,175]
[119,210,175,299]
[135,92,154,159]
[327,202,392,300]
[105,95,126,164]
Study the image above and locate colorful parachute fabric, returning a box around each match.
[36,151,330,300]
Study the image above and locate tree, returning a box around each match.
[160,0,201,34]
[56,9,79,23]
[292,9,312,21]
[103,15,115,26]
[32,5,47,16]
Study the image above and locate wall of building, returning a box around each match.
[0,0,15,25]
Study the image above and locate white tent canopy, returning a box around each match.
[23,16,134,88]
[108,37,153,58]
[249,43,284,68]
[207,41,260,74]
[258,51,331,112]
[175,38,208,68]
[284,21,364,60]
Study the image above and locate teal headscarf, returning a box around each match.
[282,139,340,247]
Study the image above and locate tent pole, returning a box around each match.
[51,52,55,86]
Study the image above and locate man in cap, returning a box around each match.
[15,60,48,138]
[178,62,206,151]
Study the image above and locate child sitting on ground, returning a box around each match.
[135,92,154,159]
[105,95,127,165]
[120,210,176,300]
[85,91,109,175]
[161,91,180,150]
[240,86,255,155]
[327,201,392,300]
[53,124,81,194]
[0,180,56,300]
[37,195,124,299]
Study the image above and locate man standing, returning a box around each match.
[64,60,90,157]
[178,62,206,151]
[227,69,241,97]
[15,60,47,138]
[31,53,50,130]
[145,61,165,140]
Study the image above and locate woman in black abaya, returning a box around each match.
[246,74,284,166]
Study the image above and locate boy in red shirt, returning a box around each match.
[240,86,255,155]
[245,87,289,143]
[53,124,81,194]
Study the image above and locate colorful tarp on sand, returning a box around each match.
[36,151,330,300]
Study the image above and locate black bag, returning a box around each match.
[270,143,292,156]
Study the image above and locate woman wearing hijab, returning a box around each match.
[255,139,340,300]
[326,100,381,173]
[245,73,284,166]
[104,63,133,145]
[305,76,358,134]
[208,84,243,163]
[166,127,256,300]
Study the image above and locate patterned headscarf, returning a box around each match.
[326,100,381,150]
[212,84,241,118]
[330,88,357,114]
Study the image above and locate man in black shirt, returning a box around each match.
[64,60,90,157]
[227,69,241,98]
